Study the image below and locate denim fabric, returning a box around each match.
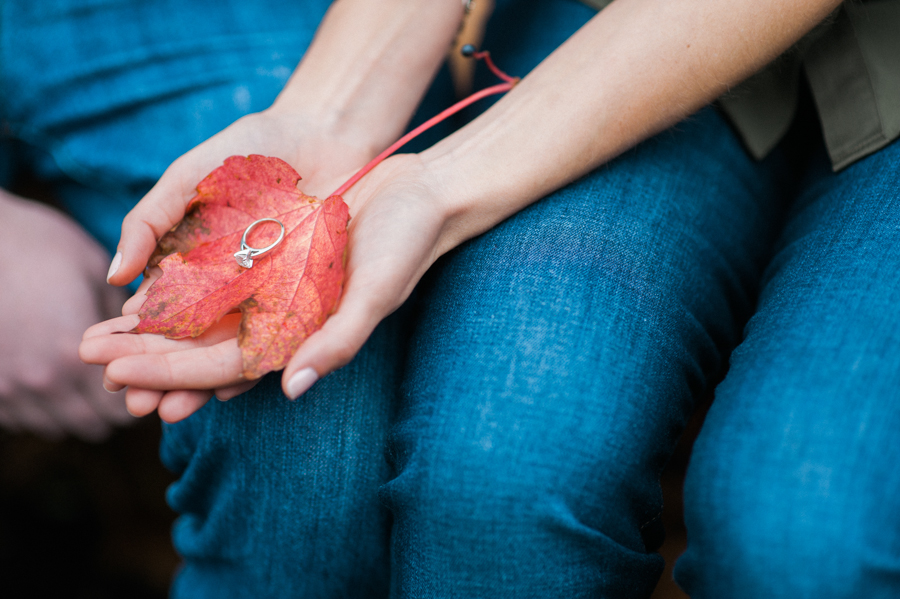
[160,97,788,597]
[675,135,900,599]
[380,106,794,597]
[159,309,412,598]
[3,0,899,597]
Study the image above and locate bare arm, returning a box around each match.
[424,0,841,253]
[87,0,467,421]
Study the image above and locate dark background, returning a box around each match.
[0,417,177,599]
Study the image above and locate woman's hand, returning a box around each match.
[106,0,465,289]
[83,0,842,422]
[282,155,451,397]
[83,109,374,422]
[81,308,250,423]
[79,154,451,414]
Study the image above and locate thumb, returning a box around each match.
[107,158,198,286]
[281,291,386,400]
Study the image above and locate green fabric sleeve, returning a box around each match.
[573,0,900,170]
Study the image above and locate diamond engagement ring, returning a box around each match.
[234,218,285,268]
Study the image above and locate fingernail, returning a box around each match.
[102,372,125,392]
[107,252,122,282]
[286,368,318,400]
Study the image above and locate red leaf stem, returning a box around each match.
[331,81,515,198]
[470,50,518,84]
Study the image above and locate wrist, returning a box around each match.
[260,104,382,165]
[267,0,465,162]
[342,151,459,249]
[415,124,537,255]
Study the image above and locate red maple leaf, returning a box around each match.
[134,155,348,379]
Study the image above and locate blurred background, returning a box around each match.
[0,417,177,598]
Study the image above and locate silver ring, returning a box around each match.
[234,218,285,268]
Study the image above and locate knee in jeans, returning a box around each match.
[381,423,662,557]
[678,445,892,598]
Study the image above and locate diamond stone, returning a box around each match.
[234,249,254,268]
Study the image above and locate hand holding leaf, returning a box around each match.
[80,107,372,421]
[81,48,516,422]
[135,155,348,379]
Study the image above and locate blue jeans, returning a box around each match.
[3,0,899,597]
[675,118,900,597]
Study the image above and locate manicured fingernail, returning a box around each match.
[107,252,122,282]
[286,368,318,400]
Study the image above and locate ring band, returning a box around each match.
[234,218,285,268]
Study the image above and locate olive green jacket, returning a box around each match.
[579,0,900,170]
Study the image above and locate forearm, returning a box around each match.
[422,0,841,252]
[270,0,466,157]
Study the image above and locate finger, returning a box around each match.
[121,290,147,316]
[108,161,196,287]
[158,389,214,423]
[281,287,383,400]
[214,380,259,401]
[80,313,241,364]
[106,339,245,390]
[103,372,125,393]
[125,387,164,418]
[83,314,141,341]
[121,267,161,316]
[80,364,132,425]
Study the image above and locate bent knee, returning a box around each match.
[381,422,666,556]
[380,434,666,596]
[678,427,900,598]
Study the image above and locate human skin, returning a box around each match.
[80,0,842,421]
[0,188,130,440]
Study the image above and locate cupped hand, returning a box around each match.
[0,189,131,441]
[81,308,252,423]
[84,109,376,422]
[82,268,258,422]
[80,153,454,417]
[280,154,452,398]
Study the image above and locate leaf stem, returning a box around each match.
[331,80,516,197]
[470,50,518,84]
